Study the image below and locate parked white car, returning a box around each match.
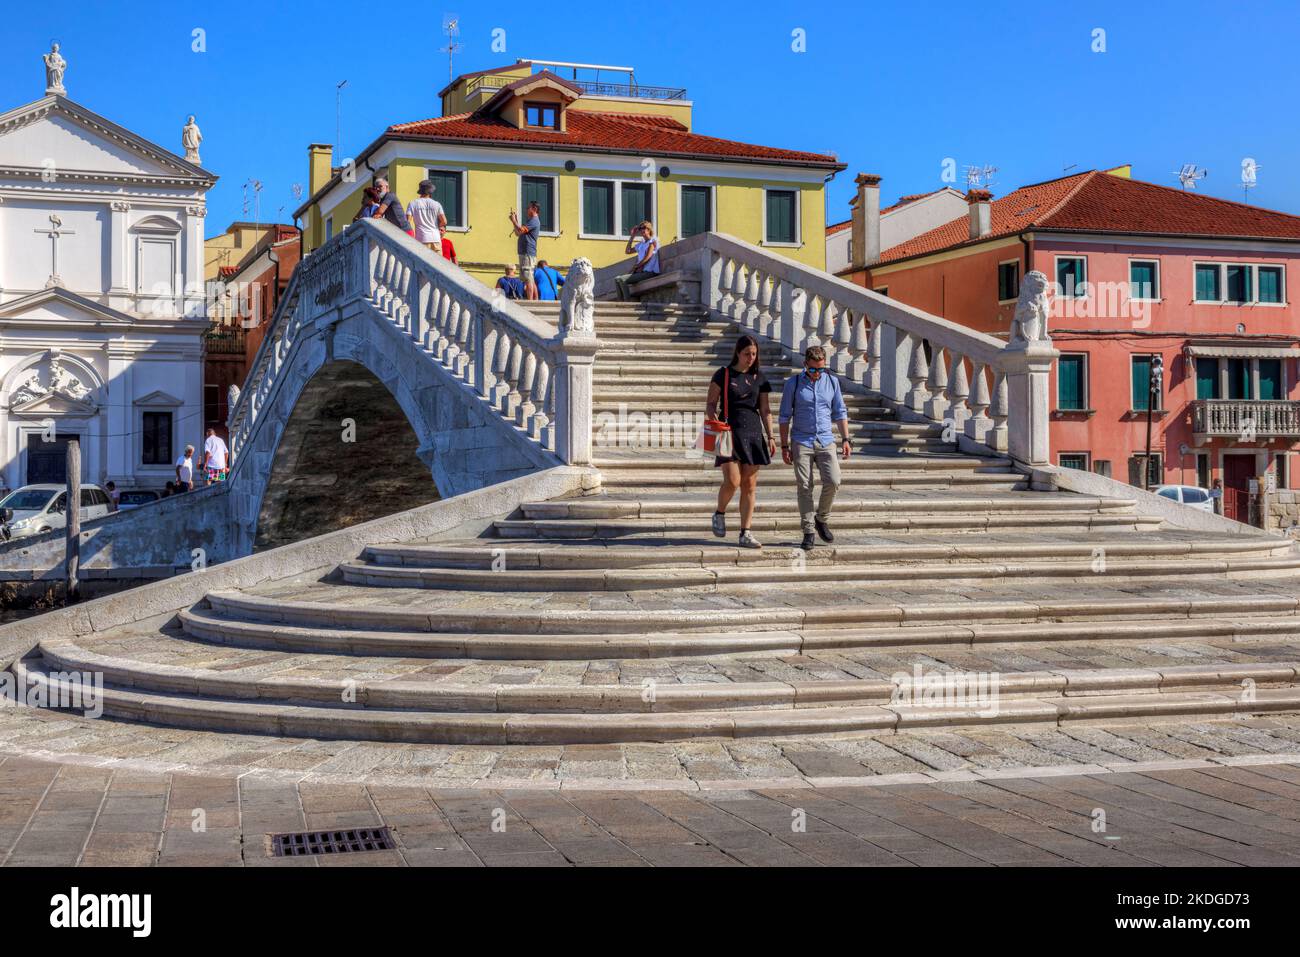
[0,484,113,539]
[1154,484,1215,514]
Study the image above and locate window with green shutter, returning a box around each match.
[998,261,1019,301]
[1056,257,1086,298]
[1227,358,1248,400]
[1057,354,1086,410]
[765,189,797,244]
[582,180,615,236]
[1131,354,1154,411]
[1259,359,1282,400]
[1259,266,1284,304]
[621,183,652,235]
[521,175,555,233]
[1226,264,1253,303]
[426,169,463,228]
[681,185,712,237]
[1129,260,1159,300]
[1195,264,1221,301]
[1059,453,1088,471]
[1196,358,1219,399]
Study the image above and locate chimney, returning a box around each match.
[850,173,882,269]
[308,144,333,198]
[967,189,993,240]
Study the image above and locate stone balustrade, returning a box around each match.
[684,233,1057,466]
[226,220,597,483]
[1193,399,1300,439]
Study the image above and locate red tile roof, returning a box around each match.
[874,170,1300,266]
[388,109,842,167]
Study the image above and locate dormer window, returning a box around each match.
[525,102,559,130]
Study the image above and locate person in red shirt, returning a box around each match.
[440,236,457,264]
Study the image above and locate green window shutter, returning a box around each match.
[1056,258,1084,297]
[1058,355,1084,410]
[427,170,462,227]
[1227,358,1248,400]
[582,180,614,235]
[1130,261,1156,299]
[1131,355,1151,411]
[1259,266,1283,304]
[621,183,652,235]
[1226,264,1252,303]
[681,186,711,237]
[765,190,796,243]
[521,176,554,232]
[998,262,1019,301]
[1195,358,1219,399]
[1195,264,1219,301]
[1259,359,1282,400]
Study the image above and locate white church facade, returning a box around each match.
[0,46,215,491]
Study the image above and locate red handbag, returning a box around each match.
[698,368,733,456]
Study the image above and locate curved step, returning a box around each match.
[364,535,1291,569]
[17,657,1300,745]
[177,605,1300,660]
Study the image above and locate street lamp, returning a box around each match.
[1143,354,1164,490]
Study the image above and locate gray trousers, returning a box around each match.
[793,441,842,532]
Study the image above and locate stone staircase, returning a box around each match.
[16,299,1300,745]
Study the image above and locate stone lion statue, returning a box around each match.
[1011,269,1051,344]
[227,384,241,424]
[560,258,595,336]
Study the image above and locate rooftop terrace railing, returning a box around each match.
[462,73,687,102]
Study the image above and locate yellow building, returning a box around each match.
[294,60,845,284]
[204,222,283,281]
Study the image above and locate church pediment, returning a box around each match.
[0,96,215,186]
[0,287,135,329]
[133,389,183,407]
[10,391,99,417]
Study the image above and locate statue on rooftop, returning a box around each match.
[182,116,203,164]
[43,43,67,95]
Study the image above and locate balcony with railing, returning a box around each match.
[1193,399,1300,439]
[462,70,686,102]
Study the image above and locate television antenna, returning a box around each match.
[335,80,348,156]
[964,164,998,190]
[243,178,264,225]
[1173,164,1208,190]
[1241,158,1261,203]
[441,16,463,83]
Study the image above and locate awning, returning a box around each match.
[1185,344,1300,359]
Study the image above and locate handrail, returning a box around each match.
[682,232,1057,466]
[225,220,598,488]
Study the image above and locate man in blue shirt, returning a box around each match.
[778,344,852,550]
[535,259,565,301]
[509,200,542,300]
[495,264,526,300]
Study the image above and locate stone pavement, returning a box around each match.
[4,746,1300,867]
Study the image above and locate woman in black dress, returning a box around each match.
[705,335,775,548]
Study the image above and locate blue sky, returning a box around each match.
[5,0,1298,235]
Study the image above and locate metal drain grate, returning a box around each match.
[271,826,396,857]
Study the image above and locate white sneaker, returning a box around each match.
[738,529,761,549]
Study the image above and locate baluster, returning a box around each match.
[718,258,736,316]
[371,248,388,304]
[904,334,930,412]
[515,351,538,427]
[452,304,473,379]
[757,275,775,338]
[964,362,993,446]
[818,301,837,354]
[479,317,499,398]
[491,329,513,409]
[989,371,1010,452]
[831,308,853,375]
[945,353,971,439]
[530,358,553,443]
[865,320,884,393]
[729,262,748,322]
[924,347,949,420]
[742,268,762,330]
[503,339,525,417]
[849,317,870,383]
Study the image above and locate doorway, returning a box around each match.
[25,434,78,485]
[1223,453,1255,524]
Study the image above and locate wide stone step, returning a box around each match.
[176,604,1300,660]
[363,535,1292,570]
[18,656,1300,745]
[591,471,1027,492]
[492,511,1162,539]
[338,553,1300,591]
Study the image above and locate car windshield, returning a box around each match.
[120,492,158,505]
[1,489,55,511]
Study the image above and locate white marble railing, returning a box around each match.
[1194,399,1300,438]
[226,220,597,479]
[683,233,1057,466]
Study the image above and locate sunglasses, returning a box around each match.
[804,366,825,375]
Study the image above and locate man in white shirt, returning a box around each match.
[203,427,230,485]
[406,180,448,255]
[175,445,195,492]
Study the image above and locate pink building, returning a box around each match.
[836,168,1300,528]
